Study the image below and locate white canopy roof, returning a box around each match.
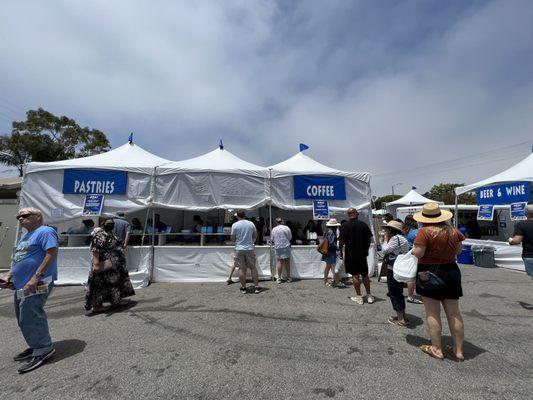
[455,152,533,195]
[269,152,370,182]
[157,147,268,177]
[387,189,437,206]
[25,143,171,174]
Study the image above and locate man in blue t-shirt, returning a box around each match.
[1,207,58,373]
[230,210,260,294]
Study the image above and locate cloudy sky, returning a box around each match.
[1,0,532,196]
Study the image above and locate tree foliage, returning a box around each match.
[373,195,402,209]
[0,108,110,176]
[423,183,477,205]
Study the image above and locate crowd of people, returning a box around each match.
[2,203,533,373]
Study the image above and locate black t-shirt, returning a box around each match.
[339,219,373,257]
[513,220,533,258]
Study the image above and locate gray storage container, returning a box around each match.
[471,245,496,268]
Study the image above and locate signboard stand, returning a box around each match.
[477,205,494,221]
[312,200,329,220]
[83,195,105,216]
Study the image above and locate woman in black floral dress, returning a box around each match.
[85,218,135,313]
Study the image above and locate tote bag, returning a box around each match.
[393,250,418,282]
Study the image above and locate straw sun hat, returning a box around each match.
[326,218,341,227]
[385,220,404,232]
[413,203,453,224]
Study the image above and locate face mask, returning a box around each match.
[104,224,115,232]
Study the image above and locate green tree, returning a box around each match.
[423,183,477,205]
[373,194,402,209]
[0,108,110,176]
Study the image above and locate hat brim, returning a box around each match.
[326,222,341,227]
[413,209,453,224]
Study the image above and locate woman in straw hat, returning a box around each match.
[412,203,466,361]
[381,220,411,326]
[322,218,345,288]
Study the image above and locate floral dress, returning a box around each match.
[85,229,135,310]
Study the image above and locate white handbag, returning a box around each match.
[393,250,418,282]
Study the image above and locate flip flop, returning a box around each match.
[387,316,406,327]
[419,345,444,360]
[445,345,465,361]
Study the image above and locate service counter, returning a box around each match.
[55,244,377,287]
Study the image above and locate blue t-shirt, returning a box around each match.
[231,219,256,251]
[406,228,419,248]
[12,226,59,290]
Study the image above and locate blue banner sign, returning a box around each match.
[476,181,531,205]
[82,195,104,216]
[477,205,494,221]
[294,176,346,200]
[510,202,527,221]
[63,169,127,195]
[313,200,329,220]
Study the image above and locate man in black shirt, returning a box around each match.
[339,208,374,305]
[509,204,533,278]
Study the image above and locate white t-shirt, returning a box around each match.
[231,219,256,251]
[271,224,292,249]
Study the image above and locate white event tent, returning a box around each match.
[385,188,438,217]
[20,142,172,288]
[454,152,533,272]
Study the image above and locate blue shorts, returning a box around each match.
[275,246,291,260]
[523,258,533,278]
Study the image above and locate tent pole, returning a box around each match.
[268,168,274,280]
[454,194,459,228]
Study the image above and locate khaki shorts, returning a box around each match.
[234,250,257,270]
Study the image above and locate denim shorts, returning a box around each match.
[275,246,291,260]
[523,258,533,278]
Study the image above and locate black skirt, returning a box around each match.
[416,262,463,301]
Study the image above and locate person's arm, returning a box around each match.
[411,228,426,259]
[123,232,131,249]
[91,251,100,272]
[252,229,258,243]
[509,235,523,245]
[412,244,426,259]
[24,248,58,292]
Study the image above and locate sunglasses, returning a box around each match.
[16,213,34,220]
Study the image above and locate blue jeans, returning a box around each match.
[387,269,405,312]
[523,258,533,278]
[14,283,54,357]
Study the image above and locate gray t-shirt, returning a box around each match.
[113,217,131,242]
[231,219,256,251]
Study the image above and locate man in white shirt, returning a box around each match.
[271,217,292,283]
[230,210,260,294]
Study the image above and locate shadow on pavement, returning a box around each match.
[49,339,87,364]
[404,314,424,329]
[518,301,533,311]
[405,334,487,360]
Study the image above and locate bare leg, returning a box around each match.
[238,266,247,288]
[227,265,236,283]
[422,296,444,357]
[251,266,259,286]
[276,259,283,279]
[407,281,415,300]
[285,259,291,279]
[362,276,371,295]
[324,264,332,284]
[352,275,362,295]
[443,299,464,359]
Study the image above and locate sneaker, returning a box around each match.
[366,295,375,304]
[350,296,364,305]
[239,286,247,294]
[254,286,261,294]
[276,277,282,284]
[13,348,33,362]
[407,297,423,304]
[287,277,293,283]
[18,348,55,374]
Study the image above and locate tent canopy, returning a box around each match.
[386,188,438,206]
[25,143,171,174]
[269,152,370,182]
[157,147,268,177]
[455,152,533,195]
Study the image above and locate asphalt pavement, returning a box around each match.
[0,264,532,400]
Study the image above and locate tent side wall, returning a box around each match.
[153,171,270,210]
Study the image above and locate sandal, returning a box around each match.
[226,279,233,285]
[445,345,465,361]
[419,345,444,360]
[387,316,406,327]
